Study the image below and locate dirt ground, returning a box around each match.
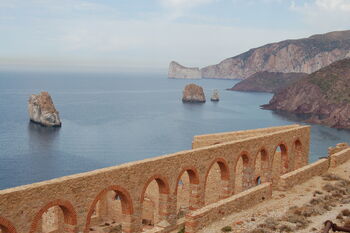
[197,159,350,233]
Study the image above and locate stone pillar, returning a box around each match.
[121,214,140,233]
[220,179,231,199]
[158,193,171,224]
[184,214,198,233]
[189,184,204,210]
[242,167,254,191]
[63,224,77,233]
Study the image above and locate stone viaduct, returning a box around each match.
[0,124,311,233]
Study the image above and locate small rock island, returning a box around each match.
[28,92,62,127]
[182,84,206,103]
[211,89,220,101]
[168,61,201,79]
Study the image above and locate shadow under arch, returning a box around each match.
[234,152,251,193]
[0,217,18,233]
[140,174,170,229]
[294,139,303,169]
[84,185,133,233]
[253,148,269,184]
[204,158,230,205]
[175,167,201,216]
[271,143,289,187]
[29,199,77,233]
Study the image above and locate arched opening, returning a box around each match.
[85,186,133,233]
[256,176,261,185]
[294,140,303,169]
[204,159,230,205]
[29,200,77,233]
[0,217,17,233]
[272,144,288,187]
[234,153,250,193]
[254,149,269,184]
[141,176,170,230]
[175,168,200,219]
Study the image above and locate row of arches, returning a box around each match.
[0,140,303,233]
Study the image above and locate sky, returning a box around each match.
[1,0,350,72]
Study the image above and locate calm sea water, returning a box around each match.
[1,71,350,190]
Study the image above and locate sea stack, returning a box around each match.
[182,84,206,103]
[211,89,220,101]
[28,92,62,127]
[168,61,201,79]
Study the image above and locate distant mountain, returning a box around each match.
[262,58,350,129]
[201,30,350,79]
[168,61,201,79]
[229,71,307,93]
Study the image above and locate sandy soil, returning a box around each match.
[196,159,350,233]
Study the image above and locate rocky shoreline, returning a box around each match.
[262,58,350,129]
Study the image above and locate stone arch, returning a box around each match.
[175,166,200,195]
[234,152,252,193]
[84,185,134,233]
[0,217,17,233]
[29,199,77,233]
[253,148,269,184]
[175,167,201,217]
[141,175,170,202]
[271,143,289,187]
[140,174,170,229]
[294,139,303,169]
[204,158,230,205]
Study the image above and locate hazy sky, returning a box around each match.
[1,0,350,71]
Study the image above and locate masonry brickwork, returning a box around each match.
[2,124,342,233]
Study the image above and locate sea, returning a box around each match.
[1,71,350,190]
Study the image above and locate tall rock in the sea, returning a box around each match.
[261,58,350,129]
[28,92,62,127]
[211,89,220,101]
[201,30,350,79]
[168,61,201,79]
[182,84,206,103]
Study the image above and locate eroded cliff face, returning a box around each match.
[168,61,201,79]
[262,58,350,129]
[229,71,307,93]
[201,30,350,79]
[28,92,61,127]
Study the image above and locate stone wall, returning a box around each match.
[0,125,311,233]
[278,158,330,191]
[185,183,272,233]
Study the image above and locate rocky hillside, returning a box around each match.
[229,71,307,93]
[262,58,350,128]
[168,61,201,79]
[201,30,350,79]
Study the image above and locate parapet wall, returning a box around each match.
[0,125,311,233]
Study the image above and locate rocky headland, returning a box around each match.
[229,71,307,93]
[168,61,201,79]
[262,58,350,129]
[182,84,206,103]
[201,30,350,79]
[28,92,62,127]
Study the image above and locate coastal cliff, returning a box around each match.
[28,92,61,127]
[229,71,307,93]
[262,58,350,128]
[168,61,201,79]
[201,30,350,79]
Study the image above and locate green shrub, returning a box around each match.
[178,226,185,233]
[221,226,232,232]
